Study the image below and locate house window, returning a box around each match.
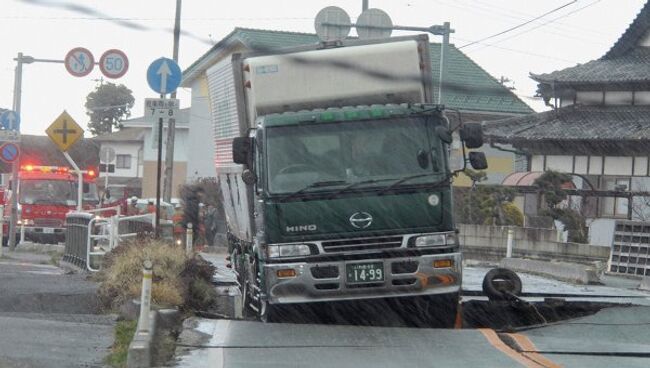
[116,154,132,169]
[601,177,630,218]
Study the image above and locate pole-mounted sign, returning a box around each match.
[0,143,19,164]
[146,57,181,95]
[99,49,129,79]
[45,111,84,152]
[64,47,95,77]
[146,57,182,237]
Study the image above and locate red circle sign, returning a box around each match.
[0,142,19,163]
[99,49,129,79]
[64,47,95,77]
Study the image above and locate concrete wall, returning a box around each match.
[459,224,611,264]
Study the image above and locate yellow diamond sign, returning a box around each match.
[46,111,84,152]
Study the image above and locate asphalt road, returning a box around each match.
[0,253,116,368]
[175,305,650,368]
[172,253,650,367]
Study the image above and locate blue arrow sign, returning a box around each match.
[0,110,20,131]
[0,142,19,163]
[147,57,181,95]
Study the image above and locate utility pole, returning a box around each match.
[163,0,181,202]
[8,53,25,250]
[363,0,369,11]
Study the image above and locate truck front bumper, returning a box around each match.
[24,226,66,243]
[263,252,461,304]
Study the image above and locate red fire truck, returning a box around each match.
[2,164,99,244]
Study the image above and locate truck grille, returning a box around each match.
[33,218,63,228]
[321,236,403,253]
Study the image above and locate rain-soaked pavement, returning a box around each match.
[172,253,650,367]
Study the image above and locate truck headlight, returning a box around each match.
[414,232,457,247]
[267,244,312,258]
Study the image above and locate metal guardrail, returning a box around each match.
[63,210,174,272]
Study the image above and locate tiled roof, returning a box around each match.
[93,127,146,142]
[604,1,650,59]
[533,2,650,85]
[532,47,650,85]
[183,28,532,115]
[484,104,650,143]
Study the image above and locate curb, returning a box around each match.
[499,258,600,285]
[127,311,158,368]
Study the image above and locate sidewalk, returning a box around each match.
[0,249,116,367]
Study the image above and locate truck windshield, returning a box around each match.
[19,179,76,206]
[266,117,445,194]
[80,182,100,204]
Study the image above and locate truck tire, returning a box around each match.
[482,268,522,301]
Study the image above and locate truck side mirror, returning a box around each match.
[469,152,488,170]
[232,137,253,166]
[460,123,484,149]
[435,126,453,144]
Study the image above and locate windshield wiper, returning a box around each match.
[328,178,398,199]
[279,180,347,202]
[377,172,451,195]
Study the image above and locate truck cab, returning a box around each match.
[222,35,487,324]
[12,165,99,244]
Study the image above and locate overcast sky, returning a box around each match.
[0,0,645,135]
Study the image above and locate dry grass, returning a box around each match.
[97,238,215,311]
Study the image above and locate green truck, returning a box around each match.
[222,34,487,324]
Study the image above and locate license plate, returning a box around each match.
[43,228,54,234]
[346,262,384,284]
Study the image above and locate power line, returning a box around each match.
[470,0,603,52]
[454,36,579,63]
[458,0,577,49]
[459,0,610,37]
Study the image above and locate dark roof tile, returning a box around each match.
[484,104,650,143]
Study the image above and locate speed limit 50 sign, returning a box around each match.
[99,49,129,79]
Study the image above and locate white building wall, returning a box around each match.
[142,129,189,162]
[187,78,216,180]
[98,142,141,178]
[545,155,573,172]
[530,155,544,171]
[603,156,633,176]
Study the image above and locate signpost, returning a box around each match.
[0,110,21,131]
[0,143,19,164]
[146,57,181,237]
[45,111,83,152]
[100,146,116,190]
[99,49,129,79]
[46,111,85,211]
[147,57,182,95]
[64,47,95,77]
